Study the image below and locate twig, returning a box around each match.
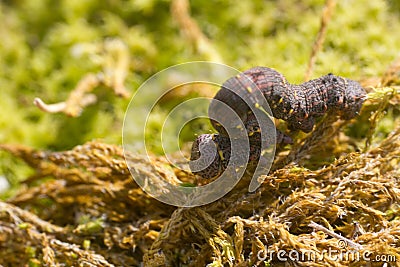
[304,0,337,81]
[0,201,64,234]
[171,0,223,62]
[34,39,130,117]
[33,97,67,113]
[308,221,363,250]
[34,92,97,116]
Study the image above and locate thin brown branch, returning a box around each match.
[0,201,64,234]
[304,0,337,81]
[34,39,130,117]
[171,0,223,62]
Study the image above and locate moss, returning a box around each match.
[1,1,400,264]
[0,0,399,150]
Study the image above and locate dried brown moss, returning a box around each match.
[0,71,400,266]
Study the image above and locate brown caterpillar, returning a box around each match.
[190,67,366,179]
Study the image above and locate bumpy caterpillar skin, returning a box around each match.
[210,67,366,133]
[190,67,366,179]
[190,114,292,180]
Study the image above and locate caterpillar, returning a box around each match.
[190,67,366,179]
[189,112,292,179]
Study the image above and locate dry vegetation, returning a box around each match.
[1,64,399,265]
[1,0,400,266]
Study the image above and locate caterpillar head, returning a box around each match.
[341,79,367,119]
[189,134,230,179]
[323,74,366,119]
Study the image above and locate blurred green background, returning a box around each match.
[1,0,399,196]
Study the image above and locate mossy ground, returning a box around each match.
[0,0,400,266]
